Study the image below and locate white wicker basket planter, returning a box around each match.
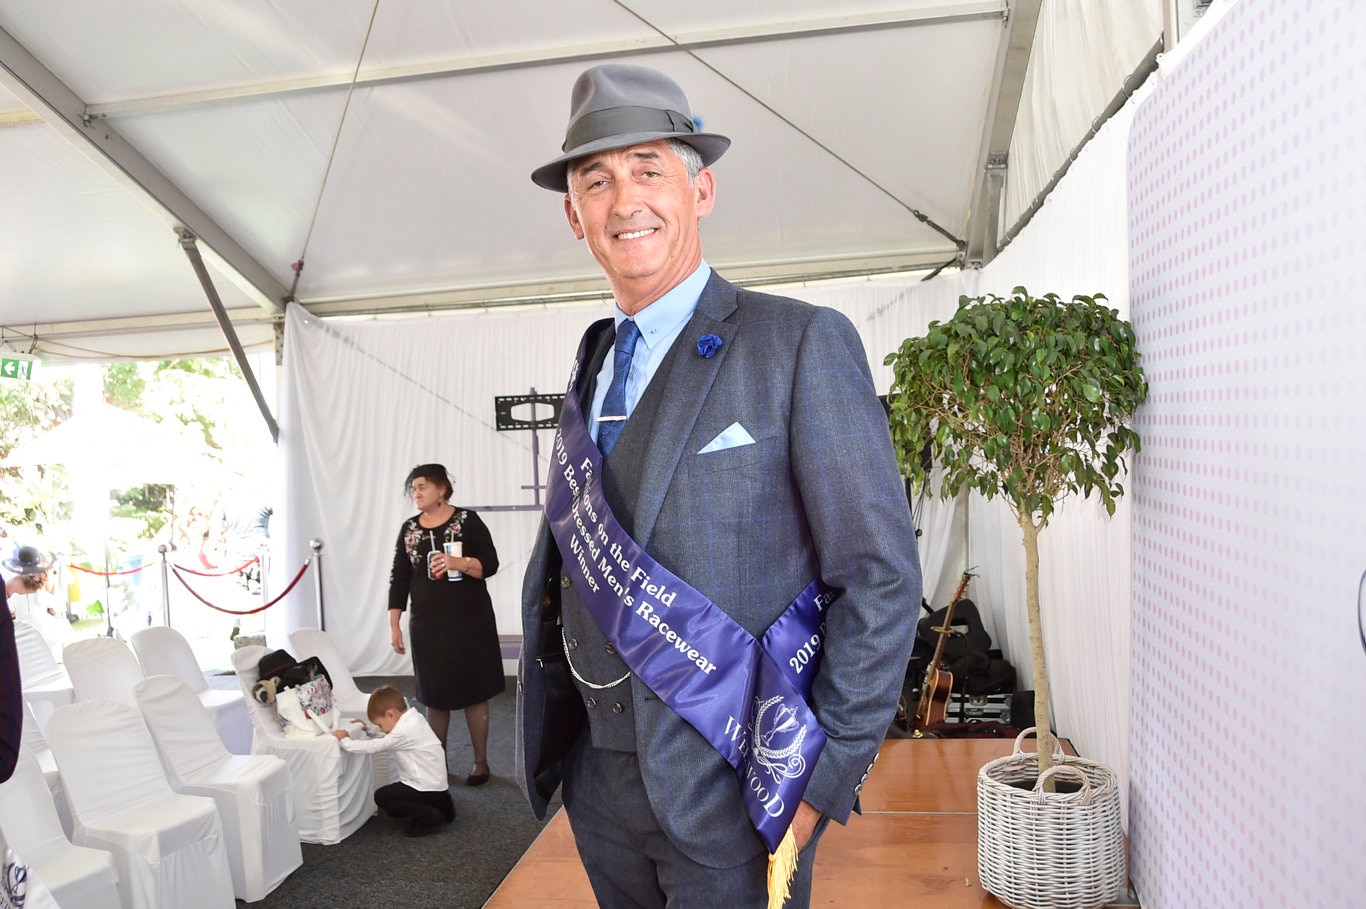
[977,729,1125,909]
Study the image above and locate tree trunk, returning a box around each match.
[1019,513,1056,783]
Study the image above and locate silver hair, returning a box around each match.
[667,139,704,183]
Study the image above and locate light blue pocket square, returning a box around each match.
[698,422,756,454]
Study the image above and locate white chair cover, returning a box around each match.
[0,749,120,909]
[287,628,371,719]
[287,628,397,786]
[18,700,73,838]
[130,627,253,754]
[13,620,75,720]
[0,832,60,909]
[62,637,144,705]
[231,645,373,845]
[134,675,302,902]
[44,700,235,909]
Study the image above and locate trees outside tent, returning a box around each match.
[1,358,274,646]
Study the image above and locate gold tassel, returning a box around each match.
[766,826,798,909]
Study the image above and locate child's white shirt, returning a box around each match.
[337,708,447,792]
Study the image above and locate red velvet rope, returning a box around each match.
[172,556,260,578]
[71,555,259,579]
[71,562,148,577]
[170,561,310,616]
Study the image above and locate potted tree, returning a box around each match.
[885,287,1147,906]
[885,286,1146,770]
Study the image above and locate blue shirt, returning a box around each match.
[590,261,711,444]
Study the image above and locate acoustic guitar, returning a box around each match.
[912,570,974,733]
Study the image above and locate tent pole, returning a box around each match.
[177,230,280,443]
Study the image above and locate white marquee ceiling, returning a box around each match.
[0,1,1160,362]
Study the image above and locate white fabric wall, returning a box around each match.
[274,302,616,674]
[1125,0,1366,905]
[1004,0,1162,234]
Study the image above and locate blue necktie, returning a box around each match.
[597,320,640,456]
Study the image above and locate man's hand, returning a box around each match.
[791,800,823,850]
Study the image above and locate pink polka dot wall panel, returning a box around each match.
[1127,1,1365,907]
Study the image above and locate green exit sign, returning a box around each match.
[1,357,36,380]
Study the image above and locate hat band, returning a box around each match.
[563,106,696,153]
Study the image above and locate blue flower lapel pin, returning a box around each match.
[696,334,723,358]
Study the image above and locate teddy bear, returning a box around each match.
[251,676,282,706]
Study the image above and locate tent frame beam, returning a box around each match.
[9,249,957,345]
[178,231,280,442]
[963,0,1043,268]
[299,248,960,317]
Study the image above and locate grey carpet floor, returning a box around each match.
[210,672,562,908]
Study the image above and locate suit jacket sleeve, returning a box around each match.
[1,595,21,783]
[787,306,921,822]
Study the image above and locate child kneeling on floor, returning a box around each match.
[334,685,454,837]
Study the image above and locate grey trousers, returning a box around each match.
[562,732,829,909]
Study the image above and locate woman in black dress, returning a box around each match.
[387,464,504,785]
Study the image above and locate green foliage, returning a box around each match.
[884,287,1148,528]
[0,373,74,537]
[111,484,173,540]
[3,358,267,557]
[0,373,72,457]
[104,359,230,449]
[103,362,146,410]
[135,358,248,452]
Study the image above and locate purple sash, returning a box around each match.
[546,328,836,851]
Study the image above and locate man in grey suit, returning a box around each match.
[516,63,921,907]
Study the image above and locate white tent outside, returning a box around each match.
[1,399,230,489]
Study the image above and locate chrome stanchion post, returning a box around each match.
[259,543,271,602]
[310,538,325,631]
[158,544,171,627]
[252,542,270,636]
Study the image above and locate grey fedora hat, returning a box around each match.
[531,64,730,192]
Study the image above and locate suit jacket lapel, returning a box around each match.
[575,317,615,407]
[540,317,613,576]
[626,274,740,547]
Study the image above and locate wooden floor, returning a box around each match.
[484,736,1089,908]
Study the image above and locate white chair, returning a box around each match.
[44,700,235,909]
[231,644,373,844]
[0,749,121,909]
[19,699,73,837]
[130,626,253,754]
[134,675,302,902]
[287,627,398,788]
[287,628,372,721]
[62,636,145,704]
[13,619,75,721]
